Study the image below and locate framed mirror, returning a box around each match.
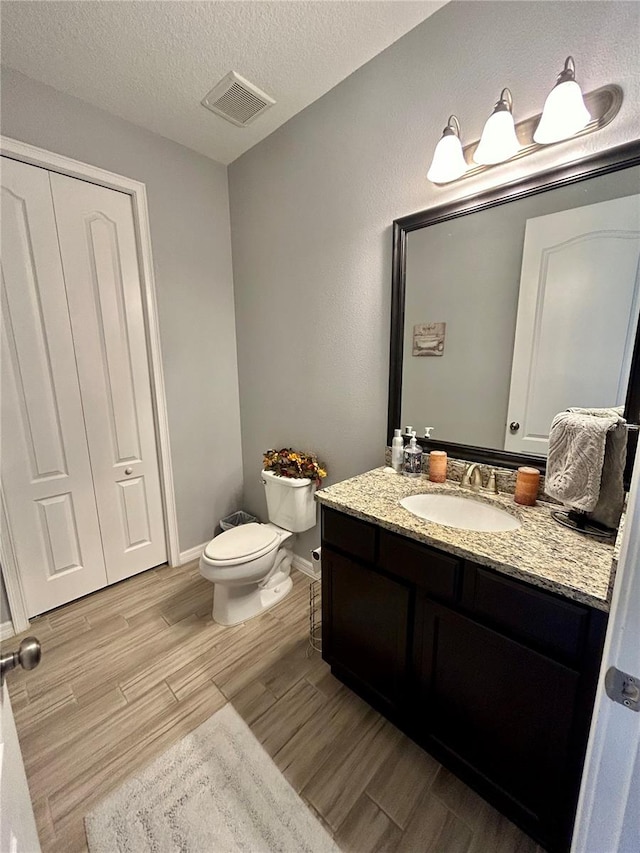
[388,140,640,472]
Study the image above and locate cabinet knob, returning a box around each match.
[509,422,520,433]
[125,467,133,475]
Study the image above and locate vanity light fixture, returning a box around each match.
[426,115,467,184]
[533,56,591,144]
[474,88,520,165]
[427,56,622,186]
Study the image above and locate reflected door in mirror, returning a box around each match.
[506,194,640,455]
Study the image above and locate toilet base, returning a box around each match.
[212,574,293,626]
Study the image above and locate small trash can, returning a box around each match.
[219,510,258,532]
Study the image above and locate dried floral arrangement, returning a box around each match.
[263,448,327,487]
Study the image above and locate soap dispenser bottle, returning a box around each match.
[391,429,404,473]
[403,432,423,478]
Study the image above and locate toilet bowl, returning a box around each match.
[199,470,316,626]
[199,522,294,625]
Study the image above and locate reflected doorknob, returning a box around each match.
[509,422,520,432]
[1,636,41,684]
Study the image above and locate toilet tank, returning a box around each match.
[261,470,317,532]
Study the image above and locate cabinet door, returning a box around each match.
[418,600,579,841]
[322,547,412,716]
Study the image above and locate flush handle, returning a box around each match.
[509,421,520,433]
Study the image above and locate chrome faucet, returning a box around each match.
[461,463,483,491]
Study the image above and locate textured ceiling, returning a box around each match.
[1,1,448,165]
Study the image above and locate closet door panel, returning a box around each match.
[1,157,108,616]
[49,173,166,583]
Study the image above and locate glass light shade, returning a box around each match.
[473,110,520,165]
[533,80,591,144]
[427,133,467,184]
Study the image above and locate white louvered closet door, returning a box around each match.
[49,173,167,584]
[1,158,108,615]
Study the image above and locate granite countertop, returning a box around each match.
[315,467,618,611]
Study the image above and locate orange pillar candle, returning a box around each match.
[429,451,447,483]
[515,467,540,506]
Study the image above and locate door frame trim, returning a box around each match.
[1,136,181,632]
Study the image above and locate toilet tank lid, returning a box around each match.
[261,470,313,487]
[204,523,278,562]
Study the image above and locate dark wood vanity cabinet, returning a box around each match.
[322,548,412,718]
[321,506,608,853]
[416,598,580,841]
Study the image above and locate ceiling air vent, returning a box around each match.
[201,71,275,127]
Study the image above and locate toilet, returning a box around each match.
[199,470,317,626]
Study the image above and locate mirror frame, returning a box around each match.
[388,139,640,472]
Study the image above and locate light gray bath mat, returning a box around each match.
[85,703,340,853]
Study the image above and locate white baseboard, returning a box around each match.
[179,542,208,565]
[292,554,321,581]
[1,620,15,641]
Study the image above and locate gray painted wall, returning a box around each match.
[402,166,640,449]
[1,68,244,567]
[228,0,640,559]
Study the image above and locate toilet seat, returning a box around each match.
[203,523,279,567]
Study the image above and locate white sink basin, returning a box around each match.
[400,493,521,533]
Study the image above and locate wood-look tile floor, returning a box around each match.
[4,563,545,853]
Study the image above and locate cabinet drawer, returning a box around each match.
[322,507,376,563]
[462,564,590,666]
[378,529,460,602]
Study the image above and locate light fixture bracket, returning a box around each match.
[556,56,577,86]
[432,83,622,186]
[494,88,514,113]
[442,115,461,137]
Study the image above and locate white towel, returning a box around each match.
[567,406,624,418]
[546,407,627,529]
